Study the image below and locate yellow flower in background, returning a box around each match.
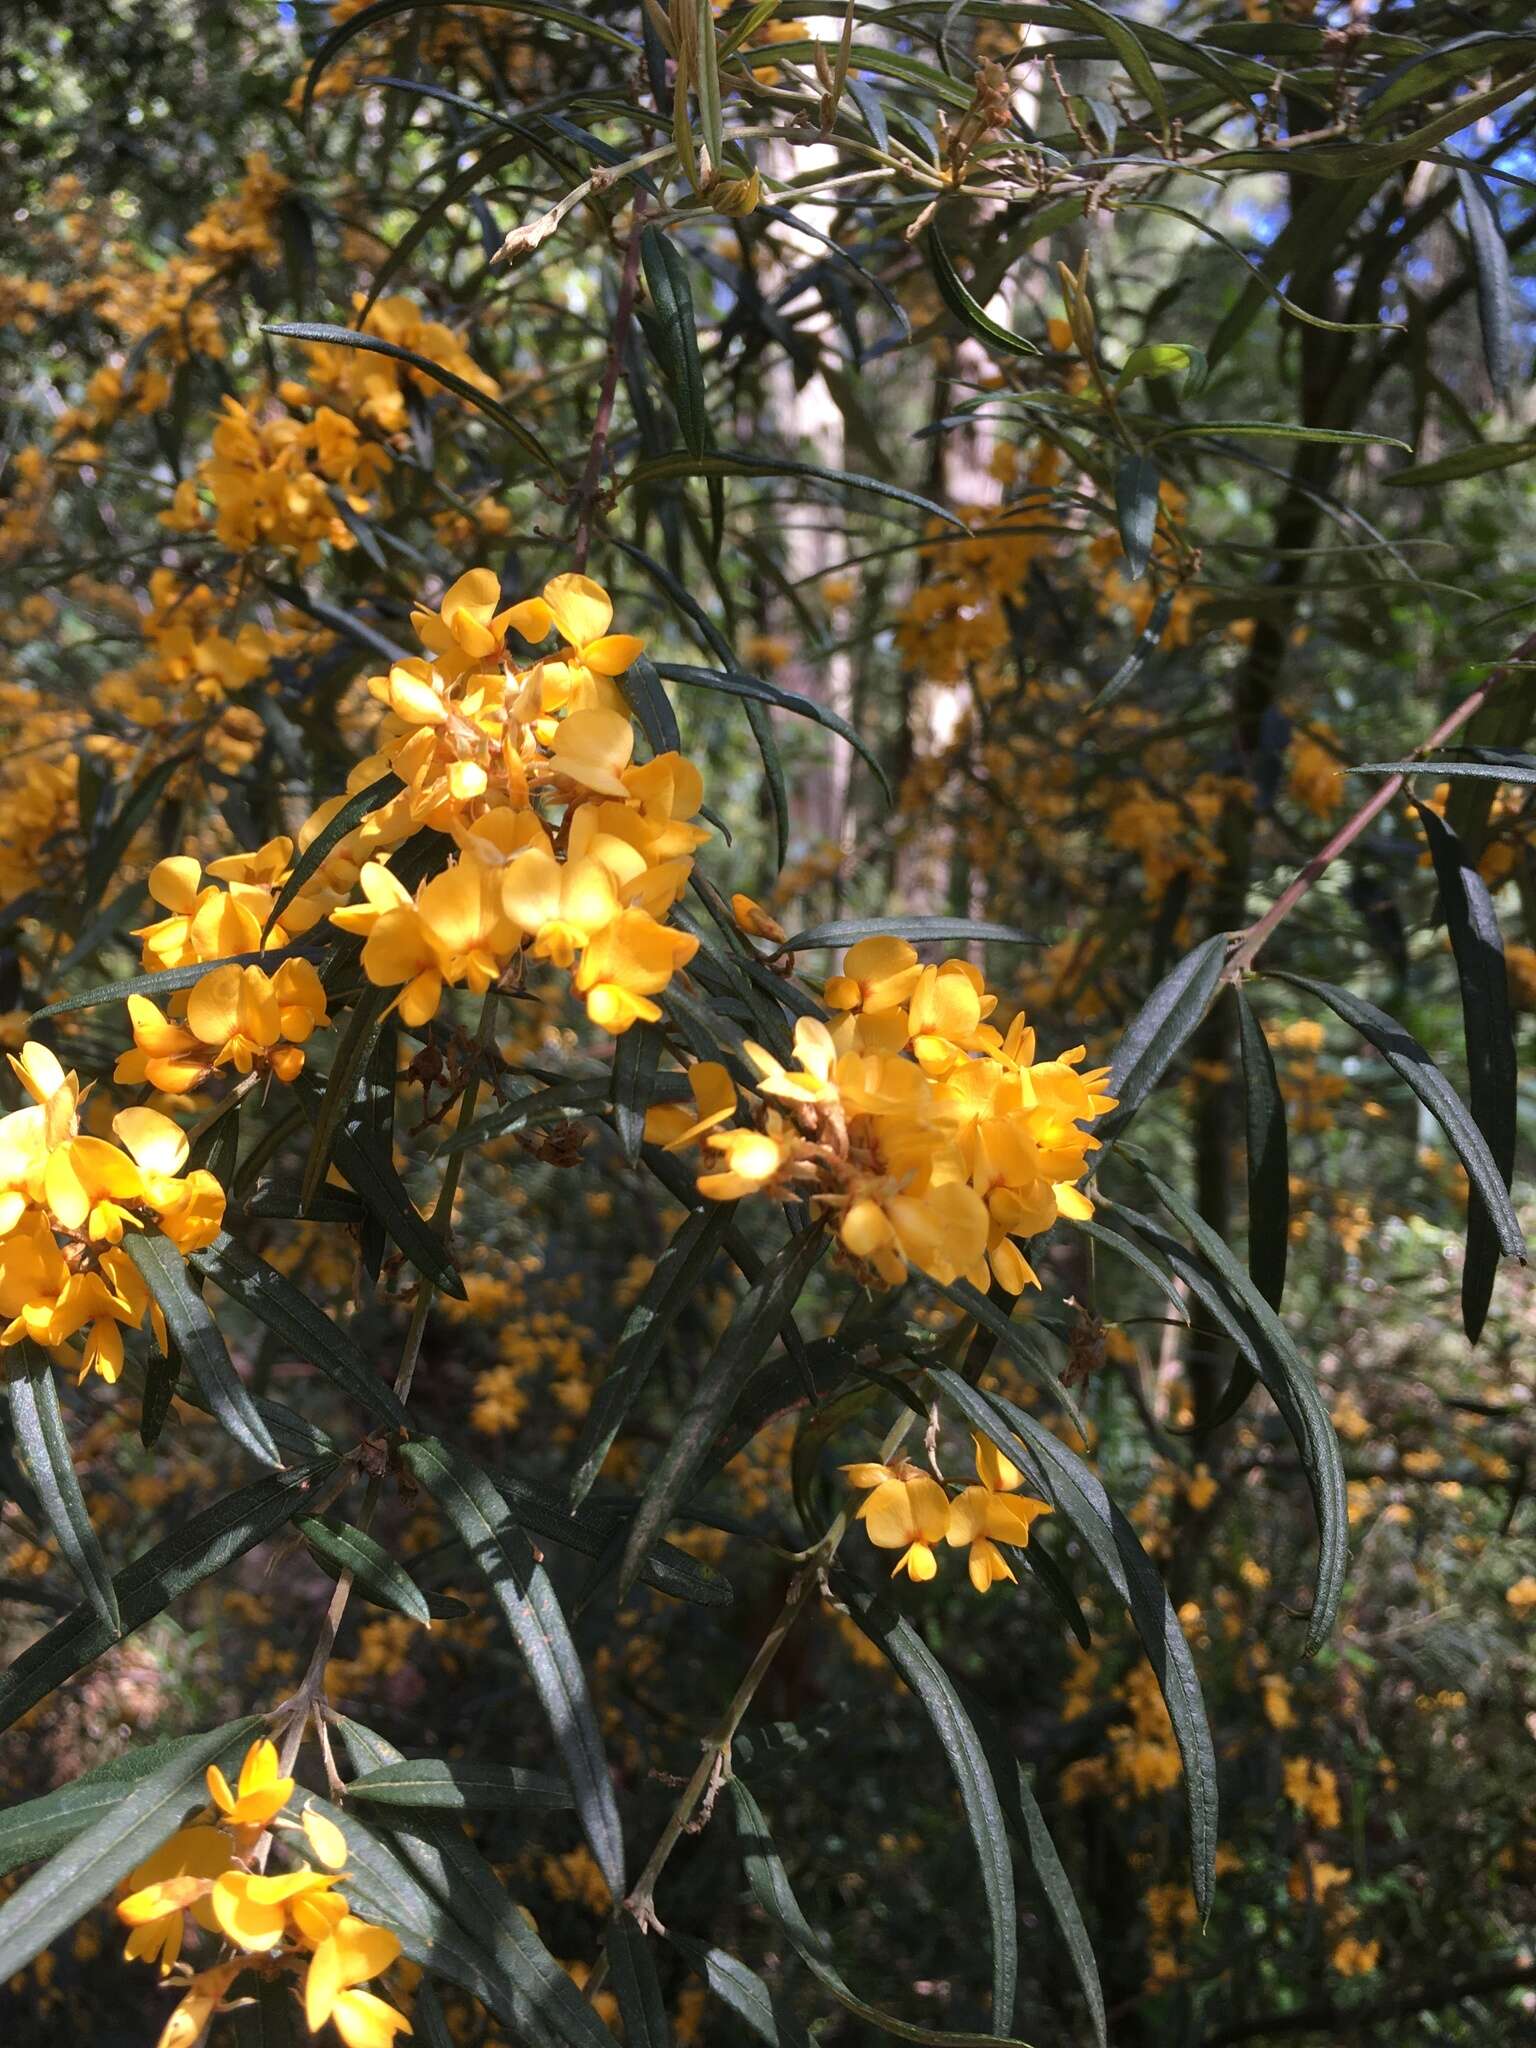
[945,1435,1051,1591]
[845,1458,952,1581]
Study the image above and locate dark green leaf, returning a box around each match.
[666,1931,813,2046]
[608,1914,672,2047]
[843,1587,1018,2031]
[1006,1765,1106,2048]
[1093,932,1228,1153]
[0,1717,261,1981]
[0,1733,221,1881]
[1266,971,1525,1262]
[1237,989,1289,1310]
[9,1348,119,1631]
[346,1757,572,1814]
[781,915,1039,952]
[1114,453,1160,579]
[619,450,969,532]
[1350,750,1536,781]
[1416,802,1517,1341]
[30,951,306,1022]
[189,1231,408,1428]
[0,1462,334,1732]
[642,227,707,457]
[298,1516,431,1624]
[123,1233,281,1468]
[933,1372,1218,1917]
[265,775,402,939]
[400,1437,625,1895]
[1384,439,1536,486]
[1454,161,1513,403]
[615,1225,825,1598]
[927,227,1040,358]
[611,1021,663,1167]
[79,748,193,925]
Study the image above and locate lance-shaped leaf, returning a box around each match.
[297,1517,431,1625]
[346,1757,572,1815]
[264,323,558,475]
[618,450,969,532]
[615,1224,826,1598]
[1115,453,1161,579]
[729,1777,1040,2045]
[1266,970,1525,1262]
[333,1717,621,2047]
[327,1120,467,1299]
[0,1460,334,1732]
[1349,749,1536,781]
[1007,1764,1106,2048]
[568,1202,734,1507]
[1237,988,1289,1311]
[124,1232,281,1468]
[641,226,707,457]
[0,1716,261,1981]
[653,660,891,803]
[842,1585,1018,2032]
[189,1231,408,1428]
[264,773,402,938]
[927,226,1040,358]
[936,1278,1085,1438]
[1416,802,1518,1341]
[666,1930,813,2047]
[1092,932,1229,1156]
[608,1913,672,2047]
[78,746,194,925]
[400,1437,625,1896]
[0,1733,224,1880]
[301,981,397,1208]
[1454,160,1513,403]
[30,951,308,1022]
[612,1019,663,1167]
[9,1347,119,1634]
[490,1468,732,1606]
[781,915,1039,952]
[933,1371,1218,1917]
[1112,1177,1348,1654]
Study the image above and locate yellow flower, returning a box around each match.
[698,1121,796,1201]
[544,707,635,799]
[573,907,698,1034]
[207,1736,295,1827]
[331,860,510,1025]
[500,846,620,968]
[505,573,644,713]
[844,1458,952,1582]
[408,566,516,682]
[211,1867,338,1951]
[945,1434,1051,1591]
[117,1826,234,1971]
[153,1962,244,2048]
[305,1915,411,2048]
[644,1061,737,1151]
[824,934,922,1016]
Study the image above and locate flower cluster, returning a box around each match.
[648,935,1113,1293]
[844,1435,1052,1588]
[0,1042,224,1382]
[319,568,707,1034]
[117,1738,410,2048]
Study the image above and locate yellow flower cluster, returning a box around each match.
[320,568,706,1033]
[0,1042,224,1382]
[294,295,500,435]
[649,934,1113,1293]
[843,1435,1051,1588]
[117,1738,410,2048]
[162,396,393,565]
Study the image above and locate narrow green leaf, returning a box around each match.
[30,951,305,1022]
[641,227,708,456]
[927,227,1040,358]
[400,1437,625,1896]
[1350,750,1536,781]
[1086,591,1174,714]
[1416,802,1518,1341]
[0,1462,334,1732]
[79,748,194,925]
[334,1716,623,2047]
[302,982,397,1209]
[843,1587,1018,2031]
[123,1233,281,1468]
[781,915,1039,952]
[189,1231,408,1428]
[1236,989,1289,1311]
[264,323,559,475]
[666,1930,813,2046]
[615,1225,825,1598]
[1114,1177,1348,1654]
[620,654,682,756]
[297,1517,431,1624]
[1384,438,1536,486]
[0,1734,219,1881]
[612,1023,663,1167]
[265,774,402,939]
[618,450,970,532]
[653,661,892,804]
[0,1717,261,1981]
[608,1914,672,2047]
[568,1202,734,1507]
[1007,1765,1106,2048]
[1093,932,1228,1153]
[326,1119,467,1299]
[9,1348,120,1634]
[1266,971,1526,1262]
[1052,0,1169,139]
[934,1372,1218,1918]
[494,1468,734,1607]
[1454,161,1513,403]
[729,1777,1039,2045]
[346,1757,572,1814]
[936,1278,1086,1438]
[1114,453,1160,579]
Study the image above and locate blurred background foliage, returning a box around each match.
[2,1,1536,2044]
